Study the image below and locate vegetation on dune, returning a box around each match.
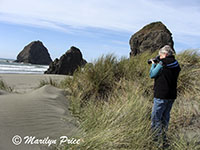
[38,77,60,88]
[176,51,200,97]
[58,50,200,150]
[61,51,157,103]
[0,80,13,92]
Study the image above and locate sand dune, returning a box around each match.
[0,74,78,150]
[0,90,8,95]
[0,74,67,93]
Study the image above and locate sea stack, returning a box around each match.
[129,21,175,57]
[15,41,52,65]
[45,46,87,75]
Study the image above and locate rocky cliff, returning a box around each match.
[45,46,87,75]
[15,41,52,65]
[129,21,175,57]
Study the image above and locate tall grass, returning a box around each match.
[65,84,154,150]
[0,80,13,92]
[61,52,157,103]
[38,77,59,88]
[177,50,200,96]
[59,50,200,150]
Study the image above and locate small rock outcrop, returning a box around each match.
[15,41,52,65]
[129,21,175,57]
[45,46,87,75]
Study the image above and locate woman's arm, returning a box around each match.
[149,63,163,78]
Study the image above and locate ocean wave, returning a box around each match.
[0,58,49,74]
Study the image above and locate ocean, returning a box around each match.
[0,58,49,74]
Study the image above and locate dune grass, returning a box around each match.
[0,80,13,92]
[58,50,200,150]
[38,77,59,88]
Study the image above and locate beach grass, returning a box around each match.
[0,80,13,92]
[38,77,59,88]
[59,50,200,150]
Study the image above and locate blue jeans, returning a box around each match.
[151,98,175,141]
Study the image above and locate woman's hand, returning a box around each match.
[150,59,155,64]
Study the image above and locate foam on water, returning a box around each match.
[0,58,49,74]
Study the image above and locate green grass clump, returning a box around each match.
[38,78,59,88]
[59,49,200,150]
[61,52,157,104]
[176,50,200,96]
[65,83,155,150]
[0,80,13,92]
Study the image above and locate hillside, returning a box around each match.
[57,50,200,150]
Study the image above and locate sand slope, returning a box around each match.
[0,83,78,150]
[0,74,67,93]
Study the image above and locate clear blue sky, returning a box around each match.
[0,0,200,62]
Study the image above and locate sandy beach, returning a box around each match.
[0,74,78,150]
[0,74,67,93]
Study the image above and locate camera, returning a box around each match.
[147,55,160,64]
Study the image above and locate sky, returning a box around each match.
[0,0,200,62]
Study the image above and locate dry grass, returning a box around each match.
[38,77,59,88]
[58,50,200,150]
[0,80,13,92]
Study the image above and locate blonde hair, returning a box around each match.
[159,45,174,56]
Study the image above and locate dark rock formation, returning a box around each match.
[45,46,87,75]
[129,21,175,57]
[15,41,52,65]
